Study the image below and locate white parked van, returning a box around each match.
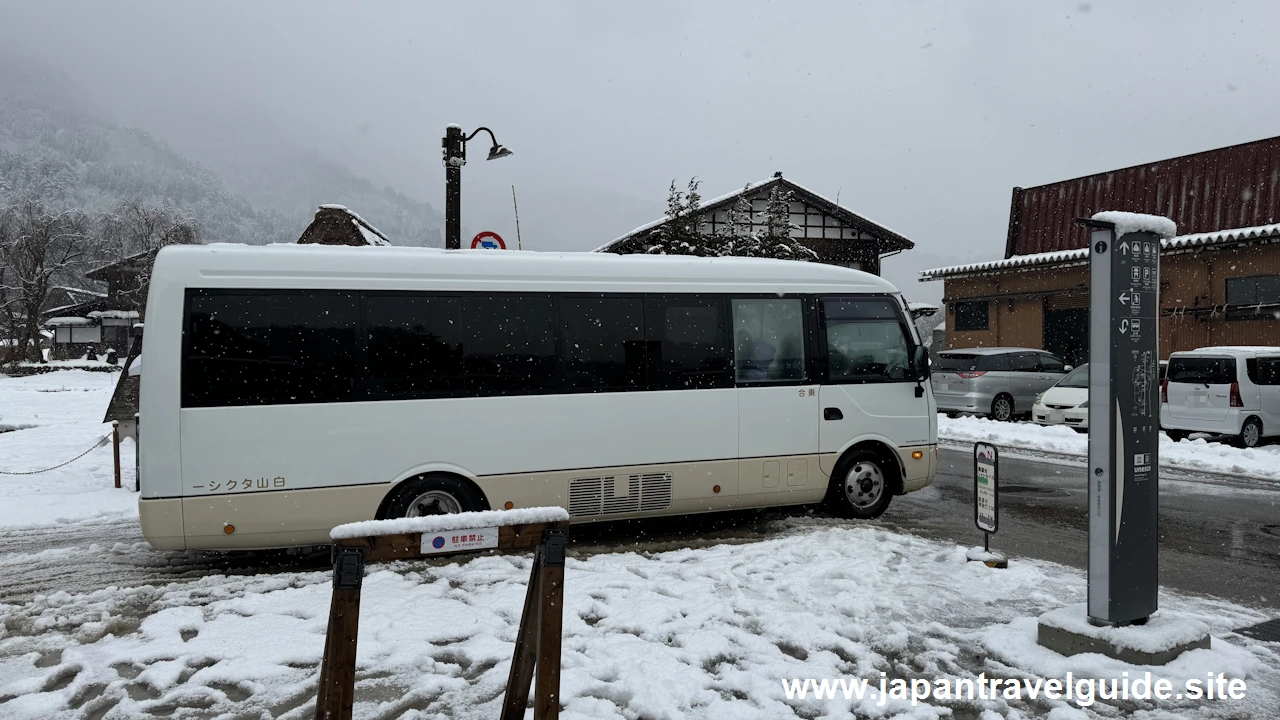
[138,244,939,550]
[1160,346,1280,447]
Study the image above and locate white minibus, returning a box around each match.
[138,244,937,550]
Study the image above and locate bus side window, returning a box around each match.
[732,298,805,383]
[363,294,463,399]
[644,296,732,390]
[462,294,559,396]
[559,296,646,391]
[821,297,912,383]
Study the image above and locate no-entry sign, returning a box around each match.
[471,231,506,250]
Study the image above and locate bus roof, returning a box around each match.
[152,243,901,295]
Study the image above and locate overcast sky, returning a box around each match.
[4,0,1279,304]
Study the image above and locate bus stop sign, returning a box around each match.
[974,443,998,533]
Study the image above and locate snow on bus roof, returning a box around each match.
[155,243,901,291]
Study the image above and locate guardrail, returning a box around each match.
[315,507,571,720]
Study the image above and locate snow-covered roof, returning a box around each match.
[45,316,95,327]
[920,222,1280,281]
[87,310,140,320]
[301,204,391,247]
[594,174,914,254]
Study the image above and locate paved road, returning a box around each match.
[878,447,1280,610]
[2,447,1277,615]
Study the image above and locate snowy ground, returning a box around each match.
[939,415,1280,483]
[0,371,137,529]
[1,522,1277,719]
[1,371,1278,718]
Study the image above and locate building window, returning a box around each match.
[1226,274,1280,305]
[953,301,989,331]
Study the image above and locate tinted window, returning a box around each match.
[560,296,646,390]
[1246,358,1260,384]
[184,291,358,407]
[936,353,1008,372]
[823,297,911,383]
[1008,352,1038,372]
[1038,353,1066,373]
[953,301,989,331]
[645,296,731,389]
[1167,357,1236,385]
[733,298,805,382]
[463,295,558,395]
[364,295,463,399]
[1258,358,1280,386]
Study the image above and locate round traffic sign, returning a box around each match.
[471,231,506,250]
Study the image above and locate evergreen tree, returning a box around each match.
[752,187,818,261]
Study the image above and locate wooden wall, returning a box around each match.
[940,242,1280,359]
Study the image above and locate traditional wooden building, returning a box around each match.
[596,173,914,275]
[297,204,392,247]
[921,136,1280,365]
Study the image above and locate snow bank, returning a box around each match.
[0,371,137,528]
[1091,211,1177,239]
[938,414,1280,482]
[330,507,569,540]
[0,524,1271,719]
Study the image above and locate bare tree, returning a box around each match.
[0,200,91,364]
[95,200,200,314]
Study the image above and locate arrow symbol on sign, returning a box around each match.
[1120,242,1130,256]
[1120,319,1129,334]
[1119,292,1130,305]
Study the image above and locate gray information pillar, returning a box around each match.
[1085,222,1161,626]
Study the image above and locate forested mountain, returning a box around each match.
[0,55,443,246]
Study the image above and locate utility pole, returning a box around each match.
[443,124,465,250]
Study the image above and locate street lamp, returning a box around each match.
[442,124,513,249]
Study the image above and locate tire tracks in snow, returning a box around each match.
[0,518,330,605]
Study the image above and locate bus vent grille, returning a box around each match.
[568,472,673,517]
[636,473,673,511]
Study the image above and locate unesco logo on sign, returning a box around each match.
[432,536,446,549]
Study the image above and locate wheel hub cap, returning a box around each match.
[407,490,462,517]
[844,462,884,509]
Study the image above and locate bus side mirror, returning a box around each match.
[913,346,930,381]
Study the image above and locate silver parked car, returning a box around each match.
[931,347,1071,421]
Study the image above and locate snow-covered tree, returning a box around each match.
[750,187,818,261]
[95,200,200,314]
[0,200,92,364]
[645,180,818,262]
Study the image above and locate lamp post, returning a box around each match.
[442,124,513,249]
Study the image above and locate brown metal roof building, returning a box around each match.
[923,136,1280,367]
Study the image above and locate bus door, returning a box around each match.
[817,296,932,473]
[731,298,821,505]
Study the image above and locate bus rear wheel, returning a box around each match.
[825,449,894,519]
[382,474,484,519]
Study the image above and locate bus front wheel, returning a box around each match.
[382,474,484,519]
[825,449,894,520]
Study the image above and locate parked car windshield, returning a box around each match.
[934,353,1007,372]
[1167,357,1236,385]
[1058,364,1088,388]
